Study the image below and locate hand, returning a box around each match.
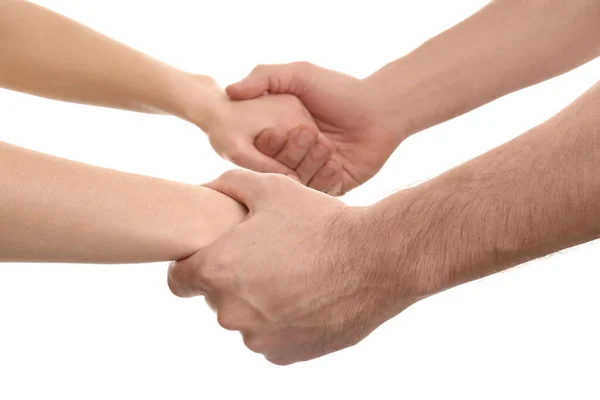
[189,76,334,178]
[226,62,406,195]
[167,170,416,365]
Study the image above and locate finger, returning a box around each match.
[216,298,264,332]
[254,128,287,158]
[294,140,332,185]
[207,294,247,331]
[204,295,218,313]
[226,62,316,100]
[167,253,207,299]
[328,179,344,197]
[308,159,342,194]
[204,169,265,211]
[230,143,298,178]
[241,332,265,354]
[274,126,318,170]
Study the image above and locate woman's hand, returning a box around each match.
[189,76,337,180]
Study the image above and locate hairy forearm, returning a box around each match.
[367,79,600,306]
[0,142,246,263]
[0,0,219,127]
[365,0,600,140]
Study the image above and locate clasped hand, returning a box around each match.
[168,170,417,365]
[168,63,412,364]
[203,62,405,196]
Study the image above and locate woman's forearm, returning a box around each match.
[0,1,326,177]
[365,0,600,138]
[0,141,246,263]
[0,0,218,127]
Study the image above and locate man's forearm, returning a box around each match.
[366,79,600,308]
[0,0,218,128]
[0,142,246,263]
[365,0,600,140]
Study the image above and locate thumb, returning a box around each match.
[204,169,266,212]
[226,62,315,101]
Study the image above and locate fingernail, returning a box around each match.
[297,130,314,148]
[311,144,328,159]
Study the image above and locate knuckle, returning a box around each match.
[243,335,268,354]
[167,261,199,298]
[195,265,215,287]
[266,356,293,367]
[292,61,313,72]
[278,151,301,166]
[195,255,230,290]
[224,142,246,164]
[252,64,269,75]
[220,169,244,181]
[263,172,288,187]
[167,264,186,298]
[217,312,238,331]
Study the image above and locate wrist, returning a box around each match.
[171,185,246,258]
[337,202,433,324]
[358,193,437,305]
[173,73,230,134]
[359,178,496,310]
[362,45,473,142]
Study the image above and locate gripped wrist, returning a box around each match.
[175,73,229,134]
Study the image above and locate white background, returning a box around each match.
[1,1,599,399]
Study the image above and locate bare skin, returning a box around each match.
[232,0,600,194]
[0,0,341,262]
[169,0,600,364]
[0,142,246,263]
[169,79,600,365]
[0,0,333,178]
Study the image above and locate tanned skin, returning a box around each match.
[169,0,600,365]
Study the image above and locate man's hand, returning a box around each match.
[225,0,600,195]
[226,63,406,195]
[167,170,418,365]
[189,76,334,179]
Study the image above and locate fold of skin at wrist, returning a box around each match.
[168,72,228,133]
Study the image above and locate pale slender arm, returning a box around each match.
[0,0,219,125]
[365,0,600,139]
[0,141,246,263]
[366,79,600,309]
[0,0,324,176]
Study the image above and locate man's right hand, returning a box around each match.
[226,62,407,195]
